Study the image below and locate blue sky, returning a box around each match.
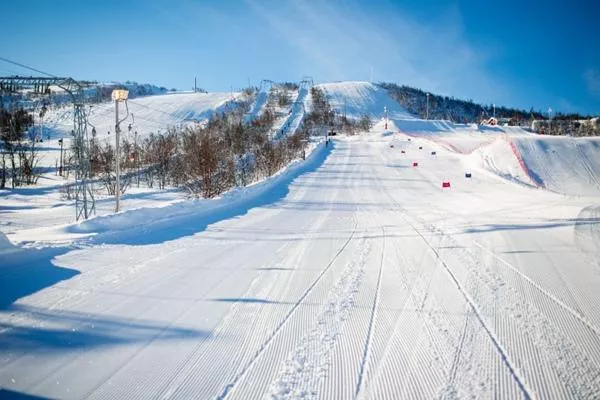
[2,0,599,115]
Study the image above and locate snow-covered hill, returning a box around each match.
[42,91,239,140]
[316,81,415,120]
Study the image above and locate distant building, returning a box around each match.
[480,117,498,126]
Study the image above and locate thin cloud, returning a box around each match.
[583,68,600,97]
[245,0,506,105]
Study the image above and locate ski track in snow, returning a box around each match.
[266,239,370,400]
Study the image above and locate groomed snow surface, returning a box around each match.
[1,82,600,399]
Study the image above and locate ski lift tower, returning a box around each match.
[0,75,95,221]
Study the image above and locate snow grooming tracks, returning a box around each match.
[401,216,535,400]
[354,227,385,399]
[216,221,358,400]
[266,237,371,400]
[472,240,600,339]
[417,221,600,398]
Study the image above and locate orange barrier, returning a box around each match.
[442,181,451,188]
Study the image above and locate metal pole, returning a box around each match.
[115,99,120,212]
[135,131,139,187]
[384,106,388,130]
[426,93,430,120]
[59,139,63,176]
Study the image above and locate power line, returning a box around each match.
[0,56,57,78]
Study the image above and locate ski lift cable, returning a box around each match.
[126,99,174,118]
[0,55,57,78]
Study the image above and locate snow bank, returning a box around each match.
[512,136,600,196]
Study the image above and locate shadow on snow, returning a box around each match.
[0,304,208,352]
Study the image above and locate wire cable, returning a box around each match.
[0,55,57,77]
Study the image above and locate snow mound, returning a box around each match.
[317,81,415,120]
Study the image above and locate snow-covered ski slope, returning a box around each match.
[317,81,414,120]
[394,119,600,197]
[1,81,600,399]
[44,91,237,140]
[2,123,599,399]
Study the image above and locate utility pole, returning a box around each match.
[493,103,496,118]
[194,76,197,93]
[548,106,553,135]
[58,138,64,176]
[134,130,139,187]
[384,106,388,130]
[112,89,129,213]
[426,93,430,120]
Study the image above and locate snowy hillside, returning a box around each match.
[317,81,415,120]
[43,91,239,140]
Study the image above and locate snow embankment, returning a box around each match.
[10,141,331,246]
[318,81,415,120]
[512,136,600,196]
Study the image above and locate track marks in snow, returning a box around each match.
[216,223,358,400]
[404,218,534,399]
[425,223,600,398]
[472,240,600,339]
[266,239,371,400]
[354,228,384,399]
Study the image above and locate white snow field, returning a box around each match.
[1,83,600,399]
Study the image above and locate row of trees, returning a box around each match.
[381,82,598,136]
[82,96,308,199]
[532,118,599,137]
[0,107,39,189]
[379,82,547,124]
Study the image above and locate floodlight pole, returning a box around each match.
[426,93,430,120]
[58,138,64,176]
[115,98,120,212]
[112,89,129,213]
